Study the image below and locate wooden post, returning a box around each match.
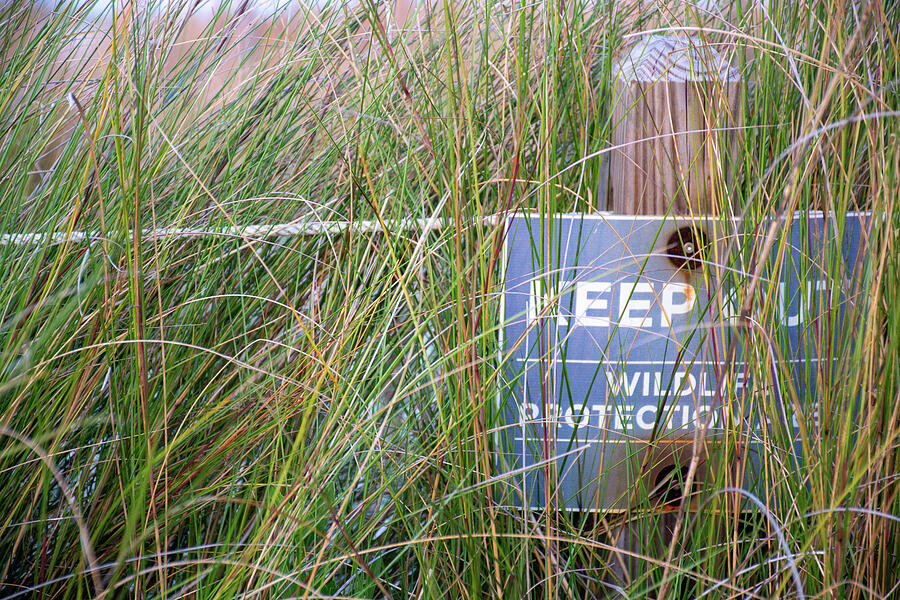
[606,35,743,586]
[609,35,742,215]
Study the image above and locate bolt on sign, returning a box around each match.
[497,213,870,512]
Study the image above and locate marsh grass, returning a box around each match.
[0,0,898,597]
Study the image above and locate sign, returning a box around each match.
[497,212,870,511]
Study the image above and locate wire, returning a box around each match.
[0,216,496,246]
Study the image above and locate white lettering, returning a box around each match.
[618,282,654,328]
[720,288,740,322]
[672,372,696,397]
[691,404,712,426]
[564,404,590,427]
[661,283,696,327]
[699,371,717,397]
[575,281,611,327]
[520,402,540,422]
[528,279,570,326]
[606,371,642,396]
[635,405,657,430]
[779,281,804,327]
[610,405,634,430]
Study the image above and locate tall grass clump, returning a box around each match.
[0,0,898,597]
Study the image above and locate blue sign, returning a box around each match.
[497,212,870,511]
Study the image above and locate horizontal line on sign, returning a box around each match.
[514,357,828,365]
[518,505,678,514]
[510,210,871,223]
[512,437,698,444]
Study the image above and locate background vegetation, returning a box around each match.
[0,0,898,597]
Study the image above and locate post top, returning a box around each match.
[614,35,740,83]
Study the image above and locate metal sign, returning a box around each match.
[497,212,870,511]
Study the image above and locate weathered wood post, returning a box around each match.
[609,35,742,216]
[607,34,743,583]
